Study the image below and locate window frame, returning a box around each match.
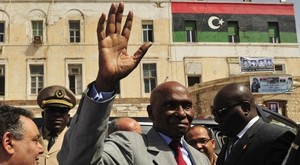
[29,64,44,95]
[227,21,240,43]
[268,22,280,43]
[69,20,81,43]
[142,21,154,42]
[185,20,197,42]
[0,22,5,43]
[68,63,83,95]
[31,20,43,38]
[0,64,5,96]
[142,63,157,94]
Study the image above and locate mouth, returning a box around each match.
[176,122,189,128]
[51,119,63,124]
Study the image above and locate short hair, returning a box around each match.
[186,125,213,139]
[200,125,213,139]
[0,104,34,140]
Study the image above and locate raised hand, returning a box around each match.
[95,2,152,91]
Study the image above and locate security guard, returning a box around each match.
[36,85,76,165]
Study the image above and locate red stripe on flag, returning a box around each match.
[171,2,294,16]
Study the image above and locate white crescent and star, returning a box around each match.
[208,16,224,30]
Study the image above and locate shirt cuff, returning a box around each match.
[90,83,114,102]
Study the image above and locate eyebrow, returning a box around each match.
[32,134,41,140]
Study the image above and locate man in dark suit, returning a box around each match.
[58,2,210,165]
[212,83,295,165]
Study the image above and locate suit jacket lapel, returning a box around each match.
[146,128,177,165]
[216,138,229,165]
[224,118,264,165]
[183,140,208,165]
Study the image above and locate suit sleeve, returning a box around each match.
[266,130,295,165]
[57,90,115,165]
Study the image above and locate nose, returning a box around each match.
[196,143,203,150]
[175,106,187,117]
[38,142,44,154]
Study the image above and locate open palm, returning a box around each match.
[95,3,151,91]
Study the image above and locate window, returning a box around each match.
[30,65,44,94]
[68,64,82,94]
[264,100,287,116]
[187,76,201,87]
[142,22,153,42]
[268,22,280,43]
[69,21,80,43]
[32,21,43,37]
[185,21,197,42]
[185,62,201,86]
[143,63,157,93]
[0,22,4,42]
[228,21,239,43]
[0,65,5,96]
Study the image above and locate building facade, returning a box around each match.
[0,0,299,122]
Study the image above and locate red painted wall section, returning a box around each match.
[171,2,295,16]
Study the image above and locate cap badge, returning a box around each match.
[55,90,65,98]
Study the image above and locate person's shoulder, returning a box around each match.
[259,122,295,138]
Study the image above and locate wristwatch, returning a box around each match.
[291,142,299,150]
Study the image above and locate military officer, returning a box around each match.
[37,85,76,165]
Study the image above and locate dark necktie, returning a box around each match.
[169,140,187,165]
[47,132,56,151]
[226,136,239,156]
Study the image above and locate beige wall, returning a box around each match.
[0,1,300,124]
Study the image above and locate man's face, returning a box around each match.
[185,127,215,153]
[42,106,70,133]
[13,116,44,165]
[212,99,247,137]
[149,85,194,139]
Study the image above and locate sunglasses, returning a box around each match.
[212,101,249,118]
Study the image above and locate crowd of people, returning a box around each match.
[0,2,300,165]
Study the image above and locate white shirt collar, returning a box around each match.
[237,116,259,138]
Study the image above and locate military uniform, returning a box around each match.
[37,85,76,165]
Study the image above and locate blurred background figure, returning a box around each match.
[0,104,44,165]
[107,117,142,135]
[185,125,218,165]
[251,78,260,93]
[37,85,76,165]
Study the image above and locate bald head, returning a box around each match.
[212,83,258,137]
[214,83,256,110]
[150,81,190,105]
[108,117,142,135]
[147,81,194,140]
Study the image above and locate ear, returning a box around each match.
[210,138,216,148]
[146,105,154,121]
[67,114,71,123]
[1,132,15,155]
